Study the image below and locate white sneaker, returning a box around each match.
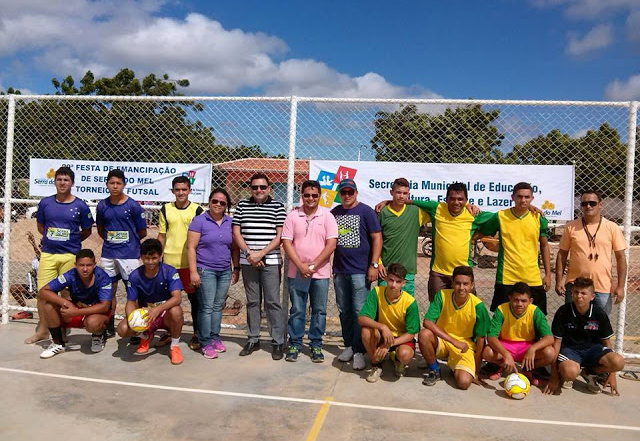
[40,342,65,359]
[338,346,354,362]
[353,353,366,370]
[366,365,382,383]
[91,335,105,353]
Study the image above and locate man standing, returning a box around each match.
[157,176,204,350]
[26,166,94,344]
[282,180,338,363]
[409,182,491,301]
[480,182,551,314]
[555,190,627,315]
[378,178,430,296]
[96,169,147,337]
[331,179,382,370]
[232,173,287,360]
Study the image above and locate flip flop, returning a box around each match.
[619,371,640,381]
[11,311,33,320]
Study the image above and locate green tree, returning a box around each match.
[370,104,505,163]
[0,69,272,196]
[506,123,626,198]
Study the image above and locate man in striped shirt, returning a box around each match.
[232,173,287,360]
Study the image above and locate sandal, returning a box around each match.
[489,367,505,380]
[11,311,33,320]
[620,371,640,381]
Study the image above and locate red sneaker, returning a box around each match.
[135,337,151,355]
[11,311,33,320]
[170,346,184,365]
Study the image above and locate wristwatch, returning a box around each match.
[370,262,379,269]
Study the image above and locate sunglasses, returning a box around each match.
[210,198,227,207]
[303,193,320,199]
[580,201,598,207]
[251,185,268,191]
[339,189,355,196]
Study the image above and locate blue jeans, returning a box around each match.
[196,268,232,346]
[564,282,612,315]
[287,277,329,349]
[334,273,369,354]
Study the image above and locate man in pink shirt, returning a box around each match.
[556,190,628,315]
[282,180,338,363]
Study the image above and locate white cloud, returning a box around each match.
[566,24,613,56]
[605,74,640,100]
[626,10,640,43]
[532,0,640,19]
[0,0,438,98]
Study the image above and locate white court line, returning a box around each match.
[1,366,639,433]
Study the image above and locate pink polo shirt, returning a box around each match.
[282,206,339,279]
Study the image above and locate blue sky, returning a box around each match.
[1,0,639,100]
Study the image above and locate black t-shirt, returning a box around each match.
[551,303,614,349]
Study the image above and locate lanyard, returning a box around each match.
[581,216,602,261]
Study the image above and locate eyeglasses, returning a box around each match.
[251,185,268,191]
[303,193,320,199]
[339,189,355,196]
[581,201,598,207]
[210,199,227,207]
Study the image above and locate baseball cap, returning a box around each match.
[337,179,357,191]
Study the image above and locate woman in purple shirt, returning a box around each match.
[187,188,240,359]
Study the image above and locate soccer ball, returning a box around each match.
[504,373,531,400]
[127,308,150,332]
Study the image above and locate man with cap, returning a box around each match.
[331,179,382,370]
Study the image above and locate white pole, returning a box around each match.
[2,95,16,324]
[286,97,298,211]
[616,101,637,353]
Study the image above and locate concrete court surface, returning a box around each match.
[1,322,639,441]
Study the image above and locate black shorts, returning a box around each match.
[491,283,547,315]
[558,345,612,369]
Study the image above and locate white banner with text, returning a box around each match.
[29,159,212,203]
[309,160,575,220]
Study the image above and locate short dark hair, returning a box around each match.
[512,182,533,195]
[301,180,321,193]
[572,277,594,291]
[250,172,271,186]
[55,166,75,183]
[209,187,232,213]
[75,249,95,261]
[446,182,468,200]
[392,177,410,190]
[106,169,125,183]
[387,262,407,280]
[581,189,602,202]
[452,265,474,282]
[140,238,163,256]
[172,176,191,188]
[511,282,532,297]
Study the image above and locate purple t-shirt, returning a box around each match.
[37,196,94,254]
[331,202,381,274]
[96,197,147,259]
[47,266,113,305]
[188,212,233,271]
[126,262,183,306]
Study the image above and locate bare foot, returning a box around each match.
[24,332,49,344]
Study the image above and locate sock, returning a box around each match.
[49,327,65,346]
[171,337,180,348]
[429,362,440,372]
[108,315,115,330]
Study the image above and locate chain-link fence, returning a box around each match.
[1,95,638,359]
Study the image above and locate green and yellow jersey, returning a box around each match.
[480,209,548,285]
[412,200,494,276]
[488,302,551,342]
[359,286,420,337]
[424,289,490,349]
[378,204,429,275]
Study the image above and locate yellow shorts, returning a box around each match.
[436,337,477,378]
[37,252,76,290]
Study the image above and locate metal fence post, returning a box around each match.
[2,95,16,325]
[281,96,299,337]
[617,101,638,354]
